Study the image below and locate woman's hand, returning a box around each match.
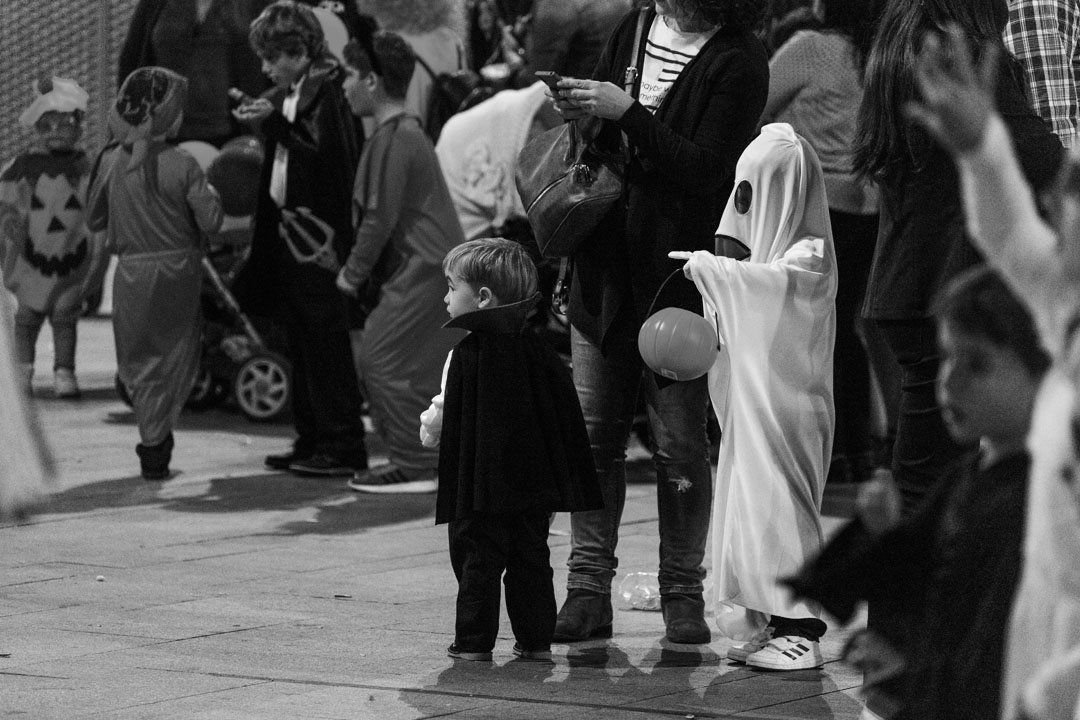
[554,77,635,121]
[905,23,999,155]
[232,98,274,124]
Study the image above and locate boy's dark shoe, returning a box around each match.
[137,433,174,481]
[265,449,310,471]
[661,592,710,644]
[553,588,613,642]
[446,643,492,661]
[512,643,553,662]
[288,454,354,477]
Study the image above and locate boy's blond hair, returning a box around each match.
[442,238,538,304]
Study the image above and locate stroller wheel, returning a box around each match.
[233,351,291,422]
[185,369,227,410]
[114,373,133,407]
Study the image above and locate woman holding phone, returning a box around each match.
[545,0,768,646]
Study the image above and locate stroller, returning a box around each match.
[115,137,292,422]
[114,228,292,422]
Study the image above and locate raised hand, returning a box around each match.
[905,23,999,155]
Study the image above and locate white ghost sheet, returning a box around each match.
[679,123,837,639]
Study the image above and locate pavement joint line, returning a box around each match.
[731,684,864,716]
[178,670,744,718]
[83,679,272,717]
[0,669,72,680]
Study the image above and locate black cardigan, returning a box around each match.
[568,8,769,348]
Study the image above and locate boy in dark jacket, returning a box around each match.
[786,265,1050,720]
[420,238,602,662]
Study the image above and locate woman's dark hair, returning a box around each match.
[933,265,1051,378]
[637,0,765,31]
[249,0,325,60]
[853,0,1008,182]
[343,32,416,100]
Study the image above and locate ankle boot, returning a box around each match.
[136,434,173,481]
[553,588,613,642]
[662,592,710,644]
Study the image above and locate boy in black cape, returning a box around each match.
[420,237,602,662]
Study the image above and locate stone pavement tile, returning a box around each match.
[0,624,166,668]
[0,660,264,719]
[625,660,862,716]
[96,683,504,720]
[19,595,318,641]
[733,684,864,719]
[69,624,419,685]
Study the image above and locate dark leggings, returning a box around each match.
[830,209,880,481]
[874,318,967,514]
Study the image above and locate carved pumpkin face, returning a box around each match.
[28,173,83,258]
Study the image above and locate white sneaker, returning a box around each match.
[726,627,774,663]
[54,368,80,398]
[745,635,824,670]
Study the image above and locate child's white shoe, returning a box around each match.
[745,635,824,670]
[726,627,774,662]
[54,368,80,399]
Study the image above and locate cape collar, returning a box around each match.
[443,294,541,335]
[271,53,341,117]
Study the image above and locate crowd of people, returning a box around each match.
[1,0,1079,718]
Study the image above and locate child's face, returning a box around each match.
[444,272,485,318]
[260,50,310,90]
[343,65,376,117]
[936,322,1039,448]
[35,111,82,152]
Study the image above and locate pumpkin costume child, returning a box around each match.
[0,77,97,398]
[87,67,223,480]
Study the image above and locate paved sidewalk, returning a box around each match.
[1,318,866,719]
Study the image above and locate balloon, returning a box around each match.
[637,307,718,382]
[177,140,219,171]
[312,7,349,65]
[206,142,263,217]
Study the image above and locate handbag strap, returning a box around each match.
[646,268,722,350]
[554,9,650,313]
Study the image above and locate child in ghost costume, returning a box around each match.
[0,77,99,398]
[0,287,54,518]
[87,67,223,480]
[678,123,837,671]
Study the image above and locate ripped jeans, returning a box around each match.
[566,322,713,596]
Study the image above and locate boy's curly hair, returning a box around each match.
[442,238,538,306]
[249,1,325,60]
[638,0,765,31]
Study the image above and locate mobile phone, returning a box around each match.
[534,70,563,91]
[227,87,254,106]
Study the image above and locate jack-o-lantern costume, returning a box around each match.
[0,78,98,393]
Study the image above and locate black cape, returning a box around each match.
[435,296,603,524]
[785,451,1028,720]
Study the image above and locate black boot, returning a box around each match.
[662,592,710,644]
[137,433,173,481]
[553,588,613,642]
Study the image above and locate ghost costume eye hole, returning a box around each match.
[734,180,752,214]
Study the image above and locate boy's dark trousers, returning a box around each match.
[449,511,556,652]
[281,281,367,467]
